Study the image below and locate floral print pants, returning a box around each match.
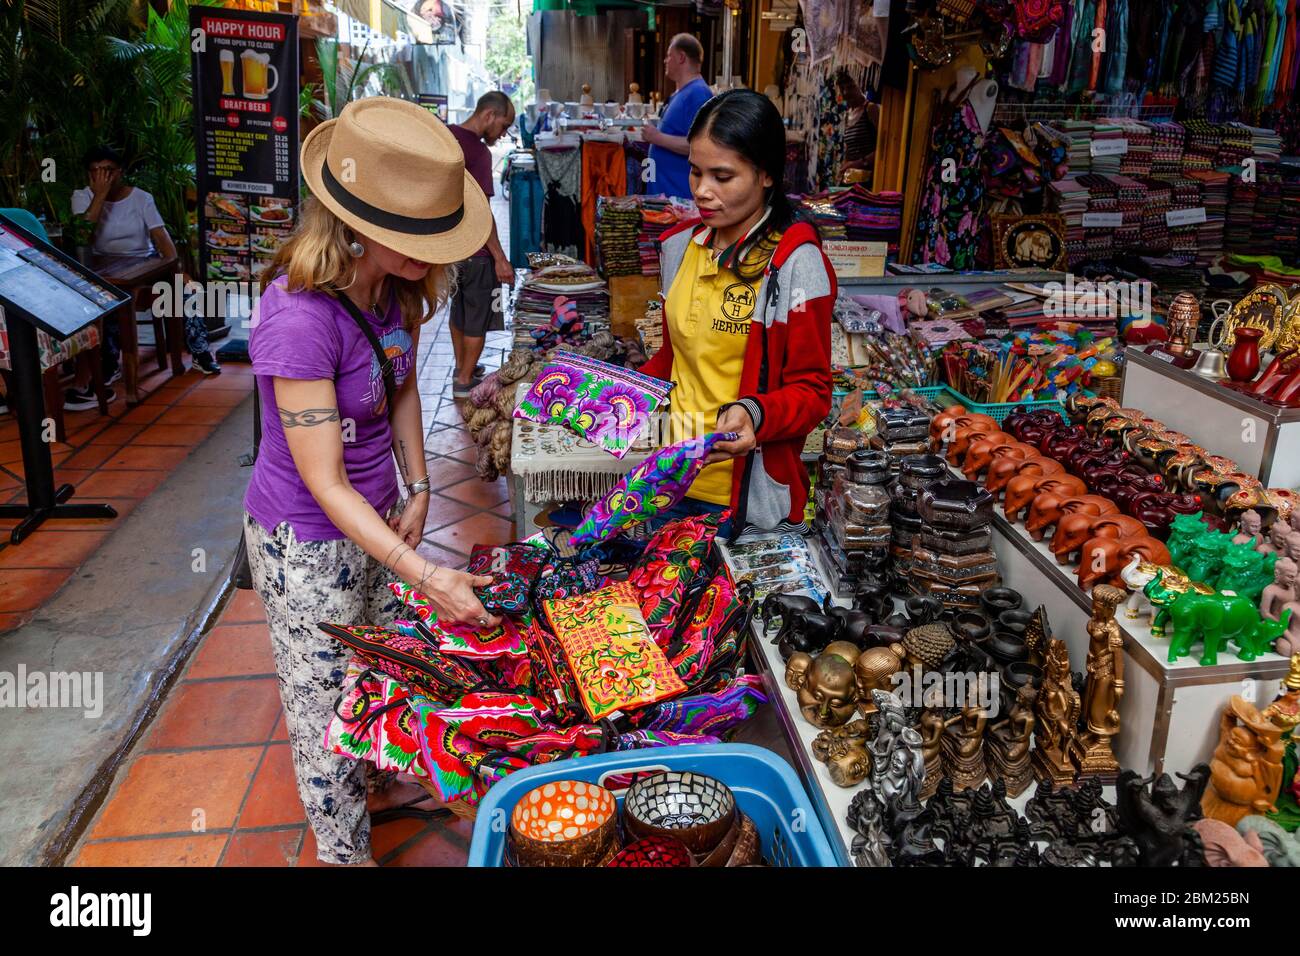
[243,513,404,864]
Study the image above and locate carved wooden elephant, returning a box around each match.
[1025,493,1118,541]
[1004,473,1088,523]
[962,436,1033,479]
[929,409,998,450]
[947,424,1005,466]
[1050,513,1148,565]
[1076,534,1172,590]
[986,453,1065,497]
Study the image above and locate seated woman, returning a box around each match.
[640,89,835,540]
[69,146,218,410]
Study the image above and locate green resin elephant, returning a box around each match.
[1166,512,1211,567]
[1144,571,1289,666]
[1182,532,1233,584]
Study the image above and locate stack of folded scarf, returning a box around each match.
[595,196,642,277]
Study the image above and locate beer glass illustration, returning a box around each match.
[240,50,278,99]
[219,50,235,95]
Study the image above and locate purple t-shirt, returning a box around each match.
[244,278,415,541]
[450,123,494,257]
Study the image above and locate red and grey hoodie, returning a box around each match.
[641,216,835,539]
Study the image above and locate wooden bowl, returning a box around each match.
[622,771,737,855]
[509,780,618,867]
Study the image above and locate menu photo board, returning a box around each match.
[417,93,449,123]
[191,7,299,285]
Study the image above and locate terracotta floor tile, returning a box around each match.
[0,611,33,633]
[237,744,305,829]
[77,469,168,499]
[61,444,119,471]
[0,439,22,464]
[424,457,477,487]
[432,404,468,427]
[156,404,236,426]
[87,747,262,839]
[0,419,18,442]
[222,588,268,624]
[100,444,193,471]
[0,470,19,494]
[87,423,146,446]
[372,818,429,859]
[187,623,276,680]
[195,375,257,392]
[147,678,282,750]
[269,712,287,742]
[118,404,167,425]
[384,824,471,866]
[439,477,509,509]
[221,828,302,867]
[424,428,476,457]
[1,450,71,480]
[429,512,514,553]
[421,498,479,533]
[133,423,215,446]
[73,834,229,867]
[0,531,108,570]
[0,568,74,611]
[415,538,469,569]
[177,388,249,408]
[296,827,328,867]
[491,501,514,519]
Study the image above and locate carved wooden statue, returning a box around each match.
[987,683,1037,797]
[1070,584,1125,782]
[1032,638,1081,786]
[1201,695,1287,826]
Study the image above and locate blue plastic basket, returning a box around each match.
[940,385,1070,423]
[467,743,840,867]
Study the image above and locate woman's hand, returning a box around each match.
[388,493,428,548]
[407,562,501,628]
[705,403,758,464]
[89,166,114,198]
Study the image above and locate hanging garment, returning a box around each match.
[537,144,583,259]
[915,78,987,271]
[580,141,627,265]
[1100,0,1129,95]
[1067,0,1099,93]
[1213,0,1243,89]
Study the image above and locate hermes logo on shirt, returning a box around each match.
[721,282,757,321]
[711,316,751,336]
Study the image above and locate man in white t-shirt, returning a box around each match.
[67,147,219,409]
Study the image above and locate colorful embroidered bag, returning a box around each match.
[628,511,727,647]
[317,622,486,701]
[568,431,739,546]
[542,580,687,721]
[513,349,674,459]
[465,543,551,615]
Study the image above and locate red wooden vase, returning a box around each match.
[1226,327,1265,383]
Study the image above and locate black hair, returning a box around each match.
[688,88,809,280]
[85,145,125,169]
[475,90,514,118]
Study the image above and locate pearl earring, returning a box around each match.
[348,240,365,257]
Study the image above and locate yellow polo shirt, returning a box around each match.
[663,235,757,505]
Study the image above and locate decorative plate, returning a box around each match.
[1219,285,1288,352]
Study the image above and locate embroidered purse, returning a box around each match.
[628,512,727,647]
[513,349,674,458]
[317,622,486,701]
[542,580,687,721]
[465,543,550,615]
[568,432,739,546]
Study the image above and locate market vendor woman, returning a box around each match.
[641,89,835,538]
[244,98,498,866]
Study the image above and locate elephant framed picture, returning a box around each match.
[992,214,1067,271]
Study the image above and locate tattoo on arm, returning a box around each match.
[396,438,410,480]
[278,407,340,427]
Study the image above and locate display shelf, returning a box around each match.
[1121,346,1300,487]
[988,507,1290,774]
[840,268,1067,295]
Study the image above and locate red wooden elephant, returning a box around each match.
[986,453,1065,497]
[947,424,1005,466]
[1025,493,1118,541]
[1050,513,1147,565]
[929,407,997,447]
[962,437,1034,479]
[1075,534,1172,590]
[1004,473,1088,523]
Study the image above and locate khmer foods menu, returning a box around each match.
[191,7,298,284]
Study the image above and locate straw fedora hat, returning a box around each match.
[301,96,491,264]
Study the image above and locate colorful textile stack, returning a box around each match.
[595,196,642,278]
[1278,160,1300,262]
[799,186,904,256]
[1048,177,1090,264]
[1059,120,1094,175]
[1077,174,1118,260]
[1226,174,1260,256]
[1088,122,1125,176]
[1249,167,1284,258]
[1149,120,1186,176]
[1181,119,1223,173]
[512,262,610,347]
[1185,170,1229,265]
[1112,174,1146,249]
[1117,120,1154,177]
[1137,177,1173,252]
[636,195,693,276]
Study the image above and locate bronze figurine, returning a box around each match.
[1070,584,1125,782]
[987,683,1037,796]
[1032,638,1082,787]
[916,709,946,799]
[941,704,989,791]
[812,719,873,788]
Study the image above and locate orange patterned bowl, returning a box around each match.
[509,780,619,867]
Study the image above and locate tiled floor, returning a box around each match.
[0,352,254,632]
[70,312,519,866]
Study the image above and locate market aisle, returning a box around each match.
[70,318,516,867]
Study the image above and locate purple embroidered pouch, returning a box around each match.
[569,432,739,546]
[512,349,673,458]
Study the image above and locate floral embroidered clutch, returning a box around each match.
[542,580,687,721]
[568,432,739,546]
[513,349,673,459]
[317,622,486,701]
